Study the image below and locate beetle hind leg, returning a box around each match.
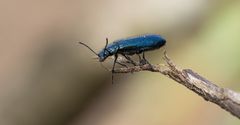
[140,52,152,65]
[137,54,146,66]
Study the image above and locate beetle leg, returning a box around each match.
[111,54,118,84]
[121,54,137,66]
[137,54,145,66]
[137,54,142,61]
[116,61,128,68]
[142,52,151,65]
[137,53,148,65]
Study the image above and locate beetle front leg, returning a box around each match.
[111,54,118,84]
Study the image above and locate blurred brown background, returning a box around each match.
[1,0,240,125]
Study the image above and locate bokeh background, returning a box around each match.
[1,0,240,125]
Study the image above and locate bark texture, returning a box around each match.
[114,52,240,119]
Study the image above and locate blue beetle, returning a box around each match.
[79,34,166,83]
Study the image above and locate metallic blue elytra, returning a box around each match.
[98,34,166,62]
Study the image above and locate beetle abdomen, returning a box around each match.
[113,34,166,55]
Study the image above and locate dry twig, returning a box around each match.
[114,52,240,119]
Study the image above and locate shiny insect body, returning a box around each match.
[79,34,166,83]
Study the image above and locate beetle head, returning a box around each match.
[98,49,110,62]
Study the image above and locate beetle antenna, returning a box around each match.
[104,38,111,54]
[105,38,108,49]
[78,42,99,57]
